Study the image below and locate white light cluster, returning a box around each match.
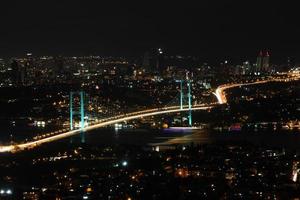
[0,189,12,195]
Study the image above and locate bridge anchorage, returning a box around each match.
[69,91,86,143]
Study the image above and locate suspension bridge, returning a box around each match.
[0,79,205,153]
[0,73,299,153]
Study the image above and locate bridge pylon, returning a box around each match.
[178,79,193,126]
[70,91,86,143]
[187,80,192,126]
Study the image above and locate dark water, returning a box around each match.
[1,122,300,149]
[66,127,300,149]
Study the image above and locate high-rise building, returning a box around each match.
[256,50,270,73]
[24,53,35,85]
[156,48,164,73]
[286,57,294,71]
[242,61,251,75]
[256,51,263,72]
[262,51,270,72]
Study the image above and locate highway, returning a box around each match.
[215,80,269,104]
[214,73,300,104]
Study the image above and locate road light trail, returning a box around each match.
[214,74,300,104]
[0,105,211,153]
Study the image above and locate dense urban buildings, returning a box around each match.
[0,52,299,199]
[1,0,300,199]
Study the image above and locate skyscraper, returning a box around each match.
[256,50,270,73]
[262,51,270,72]
[23,53,34,85]
[156,48,164,73]
[256,51,263,72]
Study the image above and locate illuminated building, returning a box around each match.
[262,51,270,72]
[256,51,263,72]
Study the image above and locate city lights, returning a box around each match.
[0,1,300,198]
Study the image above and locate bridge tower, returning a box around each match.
[187,80,192,126]
[70,91,86,143]
[178,79,193,126]
[180,80,183,110]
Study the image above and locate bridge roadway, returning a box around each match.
[1,73,299,153]
[0,105,212,153]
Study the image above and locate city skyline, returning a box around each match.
[1,1,300,199]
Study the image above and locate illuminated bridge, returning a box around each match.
[0,74,299,153]
[0,105,211,153]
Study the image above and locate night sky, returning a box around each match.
[1,0,300,63]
